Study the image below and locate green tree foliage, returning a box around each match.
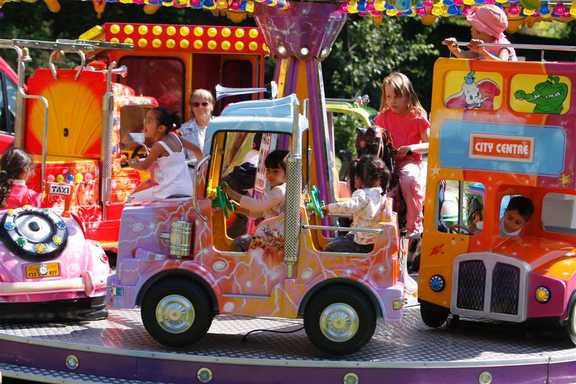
[323,16,438,155]
[324,16,438,111]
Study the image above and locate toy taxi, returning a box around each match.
[419,55,576,343]
[109,95,403,355]
[0,206,110,321]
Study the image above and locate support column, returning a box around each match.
[255,2,346,204]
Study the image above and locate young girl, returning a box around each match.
[374,72,429,238]
[128,108,202,202]
[443,5,517,62]
[223,150,288,252]
[324,155,390,253]
[0,148,40,208]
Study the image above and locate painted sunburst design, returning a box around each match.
[28,78,103,158]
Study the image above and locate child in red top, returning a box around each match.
[0,148,40,208]
[374,72,430,237]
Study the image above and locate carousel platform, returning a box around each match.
[0,305,575,384]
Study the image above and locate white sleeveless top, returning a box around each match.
[131,135,193,201]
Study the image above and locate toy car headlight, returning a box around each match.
[535,286,551,303]
[161,220,193,258]
[429,274,445,292]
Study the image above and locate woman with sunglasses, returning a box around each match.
[180,89,215,161]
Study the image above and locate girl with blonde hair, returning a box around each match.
[374,72,429,237]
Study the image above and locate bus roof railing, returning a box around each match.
[445,41,576,52]
[443,41,576,61]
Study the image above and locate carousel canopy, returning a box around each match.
[1,0,575,26]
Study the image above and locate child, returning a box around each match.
[501,196,534,237]
[324,155,390,253]
[223,149,288,252]
[374,72,429,238]
[128,108,202,202]
[0,147,40,208]
[443,5,517,62]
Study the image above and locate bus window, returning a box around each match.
[438,180,484,235]
[543,193,576,235]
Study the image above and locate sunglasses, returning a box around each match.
[192,102,210,107]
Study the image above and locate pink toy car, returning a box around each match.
[0,206,110,321]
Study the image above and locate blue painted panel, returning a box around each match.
[439,120,565,176]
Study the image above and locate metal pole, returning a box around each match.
[284,96,302,278]
[100,61,118,221]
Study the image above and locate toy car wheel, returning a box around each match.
[0,207,68,261]
[420,301,449,328]
[304,286,376,355]
[565,294,576,345]
[141,279,213,347]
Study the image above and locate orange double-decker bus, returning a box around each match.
[419,52,576,344]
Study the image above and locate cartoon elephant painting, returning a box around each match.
[514,75,568,114]
[445,71,501,110]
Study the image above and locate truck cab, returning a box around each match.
[419,55,576,343]
[109,95,403,355]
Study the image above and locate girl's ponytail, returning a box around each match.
[354,155,390,193]
[151,108,181,134]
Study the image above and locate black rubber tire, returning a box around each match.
[420,301,449,328]
[565,292,576,345]
[141,279,213,347]
[304,286,377,355]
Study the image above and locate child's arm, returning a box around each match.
[223,184,285,216]
[181,137,203,160]
[399,118,430,155]
[469,39,510,61]
[128,142,163,170]
[241,187,285,214]
[326,190,368,216]
[443,38,476,58]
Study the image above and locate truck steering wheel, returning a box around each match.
[131,144,150,160]
[306,185,325,219]
[211,185,235,219]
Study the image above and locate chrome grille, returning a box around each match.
[490,263,520,315]
[456,260,485,311]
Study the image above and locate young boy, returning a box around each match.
[500,196,534,237]
[223,149,288,251]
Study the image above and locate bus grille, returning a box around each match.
[490,263,520,315]
[456,260,485,311]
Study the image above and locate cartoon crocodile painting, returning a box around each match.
[514,75,568,114]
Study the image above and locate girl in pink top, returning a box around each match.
[0,148,40,208]
[374,72,430,237]
[443,5,517,61]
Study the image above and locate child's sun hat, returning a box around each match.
[466,5,508,39]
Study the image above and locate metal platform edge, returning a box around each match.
[0,330,562,369]
[1,334,576,383]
